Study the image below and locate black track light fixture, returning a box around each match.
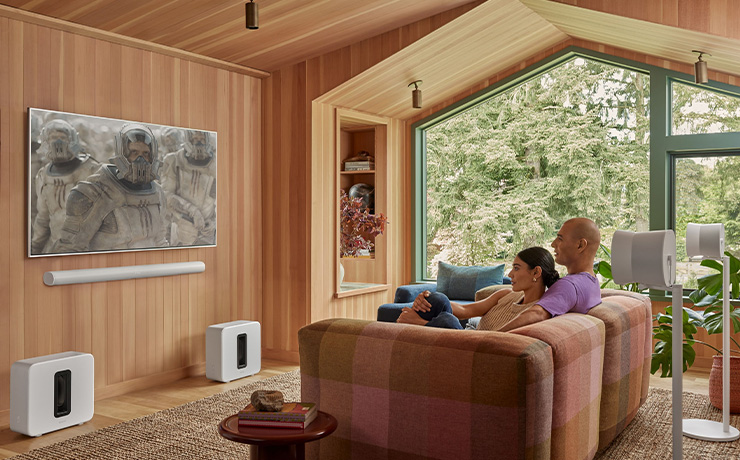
[246,1,259,30]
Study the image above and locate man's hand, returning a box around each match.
[499,305,552,332]
[412,290,432,313]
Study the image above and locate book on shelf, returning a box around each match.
[344,161,375,171]
[237,409,318,429]
[238,402,316,422]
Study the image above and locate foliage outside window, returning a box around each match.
[424,57,649,279]
[672,81,740,135]
[671,82,740,289]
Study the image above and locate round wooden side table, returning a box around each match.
[218,411,337,460]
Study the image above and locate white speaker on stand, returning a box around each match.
[206,320,261,382]
[10,351,94,437]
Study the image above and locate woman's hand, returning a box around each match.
[412,290,432,313]
[397,307,428,325]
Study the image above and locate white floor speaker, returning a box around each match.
[206,320,261,382]
[10,351,94,437]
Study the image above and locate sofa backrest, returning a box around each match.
[586,290,652,450]
[299,318,555,460]
[502,289,652,457]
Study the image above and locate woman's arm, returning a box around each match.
[450,289,511,320]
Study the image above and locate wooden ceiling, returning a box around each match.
[317,0,567,119]
[4,0,740,118]
[0,0,476,72]
[523,0,740,79]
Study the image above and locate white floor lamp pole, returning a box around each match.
[611,230,684,458]
[672,283,684,460]
[683,225,739,441]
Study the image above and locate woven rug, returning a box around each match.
[12,373,740,459]
[595,388,740,460]
[12,370,301,459]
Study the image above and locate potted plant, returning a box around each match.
[651,251,740,412]
[339,189,388,258]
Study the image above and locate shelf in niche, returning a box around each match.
[335,283,390,298]
[340,170,375,174]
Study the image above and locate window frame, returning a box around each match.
[412,46,740,300]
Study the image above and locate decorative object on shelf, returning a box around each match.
[348,183,374,212]
[693,50,711,84]
[245,0,258,29]
[682,223,740,441]
[250,390,284,412]
[339,190,388,258]
[408,80,423,109]
[339,261,345,284]
[343,151,375,171]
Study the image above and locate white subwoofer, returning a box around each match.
[206,320,261,382]
[10,351,94,437]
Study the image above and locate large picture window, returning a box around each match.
[414,47,740,297]
[422,56,649,279]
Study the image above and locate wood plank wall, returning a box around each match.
[260,2,482,361]
[0,15,262,421]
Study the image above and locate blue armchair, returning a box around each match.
[377,276,511,324]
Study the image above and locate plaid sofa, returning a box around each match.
[298,290,652,460]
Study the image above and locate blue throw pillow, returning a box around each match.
[436,261,505,301]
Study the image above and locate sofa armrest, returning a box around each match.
[299,319,554,460]
[393,283,437,303]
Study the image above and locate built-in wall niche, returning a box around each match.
[335,108,390,298]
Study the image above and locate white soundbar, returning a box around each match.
[43,261,205,286]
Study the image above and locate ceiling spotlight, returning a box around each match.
[692,50,710,84]
[408,80,423,109]
[246,0,259,30]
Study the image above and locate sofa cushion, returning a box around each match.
[436,262,505,301]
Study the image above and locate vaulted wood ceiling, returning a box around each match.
[0,0,476,72]
[4,0,740,118]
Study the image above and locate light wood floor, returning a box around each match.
[0,362,710,458]
[0,359,300,459]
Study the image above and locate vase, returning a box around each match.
[339,262,345,285]
[708,355,740,413]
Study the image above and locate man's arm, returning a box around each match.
[498,305,552,332]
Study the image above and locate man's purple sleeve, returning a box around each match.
[536,273,601,317]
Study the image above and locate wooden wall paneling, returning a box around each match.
[310,101,333,323]
[106,266,123,386]
[0,12,263,417]
[0,16,12,415]
[247,75,263,326]
[262,70,277,352]
[289,61,308,355]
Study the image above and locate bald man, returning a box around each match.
[498,217,602,332]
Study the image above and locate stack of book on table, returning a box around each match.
[238,402,317,429]
[344,160,375,171]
